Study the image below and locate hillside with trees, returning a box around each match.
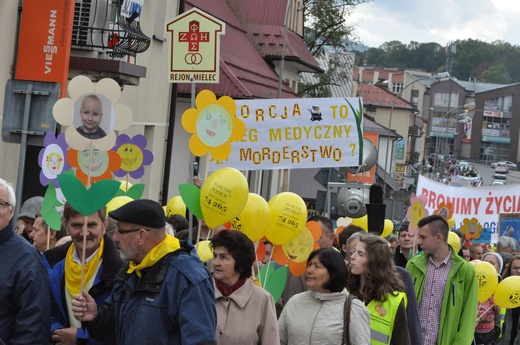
[354,39,520,84]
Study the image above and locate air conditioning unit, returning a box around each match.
[71,0,111,50]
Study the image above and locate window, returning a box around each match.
[392,82,403,94]
[411,90,419,105]
[433,92,459,107]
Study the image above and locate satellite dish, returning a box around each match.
[336,184,369,218]
[346,138,378,174]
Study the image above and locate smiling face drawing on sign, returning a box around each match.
[196,104,233,147]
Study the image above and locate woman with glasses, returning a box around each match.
[498,255,520,345]
[349,233,411,345]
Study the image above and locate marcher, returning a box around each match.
[497,254,520,345]
[474,252,502,345]
[470,242,484,260]
[0,178,51,344]
[71,199,217,345]
[349,233,411,344]
[407,214,478,345]
[211,230,279,345]
[76,94,106,139]
[30,214,65,254]
[394,221,415,268]
[16,195,43,243]
[348,232,423,344]
[278,248,371,345]
[45,202,124,345]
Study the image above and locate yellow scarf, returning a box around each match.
[127,234,181,277]
[64,236,104,297]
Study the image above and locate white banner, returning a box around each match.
[209,97,363,171]
[417,175,520,242]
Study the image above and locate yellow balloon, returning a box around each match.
[195,240,213,262]
[351,215,368,231]
[282,227,315,262]
[200,168,249,229]
[106,196,134,216]
[166,196,186,217]
[230,193,269,241]
[447,231,461,254]
[494,276,520,308]
[382,219,394,238]
[447,217,455,229]
[265,192,307,245]
[473,261,499,303]
[118,180,133,192]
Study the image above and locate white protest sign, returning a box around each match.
[417,175,520,243]
[208,97,363,171]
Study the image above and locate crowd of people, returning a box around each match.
[1,174,519,344]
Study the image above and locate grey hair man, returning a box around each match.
[0,178,50,344]
[497,235,517,254]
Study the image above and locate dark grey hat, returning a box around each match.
[18,196,44,220]
[108,199,166,229]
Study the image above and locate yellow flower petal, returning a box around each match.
[217,95,236,116]
[229,118,246,141]
[196,90,217,110]
[210,142,232,161]
[181,108,200,133]
[189,134,209,157]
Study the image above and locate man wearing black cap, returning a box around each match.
[72,199,217,345]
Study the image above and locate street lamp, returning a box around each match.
[383,72,450,188]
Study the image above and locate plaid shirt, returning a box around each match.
[419,251,452,345]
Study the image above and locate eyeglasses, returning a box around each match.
[116,226,151,235]
[0,201,11,210]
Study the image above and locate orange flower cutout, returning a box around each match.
[67,148,121,186]
[460,218,482,240]
[272,221,322,276]
[434,202,453,220]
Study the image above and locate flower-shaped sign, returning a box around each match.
[434,202,453,220]
[460,217,483,240]
[113,134,154,179]
[38,132,70,187]
[53,75,132,151]
[67,148,121,186]
[406,193,429,235]
[181,89,246,160]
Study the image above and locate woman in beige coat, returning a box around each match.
[211,230,280,345]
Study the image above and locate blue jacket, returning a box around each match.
[84,241,217,345]
[0,222,51,345]
[46,234,124,345]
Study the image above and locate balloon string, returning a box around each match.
[262,248,273,289]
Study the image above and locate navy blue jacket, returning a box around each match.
[0,222,51,345]
[45,234,124,344]
[84,241,217,345]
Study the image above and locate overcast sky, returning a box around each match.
[349,0,520,48]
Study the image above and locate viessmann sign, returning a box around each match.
[165,8,225,84]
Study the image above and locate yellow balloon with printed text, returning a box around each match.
[494,276,520,308]
[200,168,249,229]
[265,192,307,245]
[473,261,499,303]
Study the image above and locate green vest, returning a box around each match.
[367,292,407,345]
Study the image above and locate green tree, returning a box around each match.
[481,64,512,84]
[299,0,370,97]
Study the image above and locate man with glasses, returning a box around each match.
[406,215,478,345]
[44,202,124,344]
[0,178,50,344]
[71,199,217,345]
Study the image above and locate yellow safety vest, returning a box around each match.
[499,307,506,338]
[367,292,407,345]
